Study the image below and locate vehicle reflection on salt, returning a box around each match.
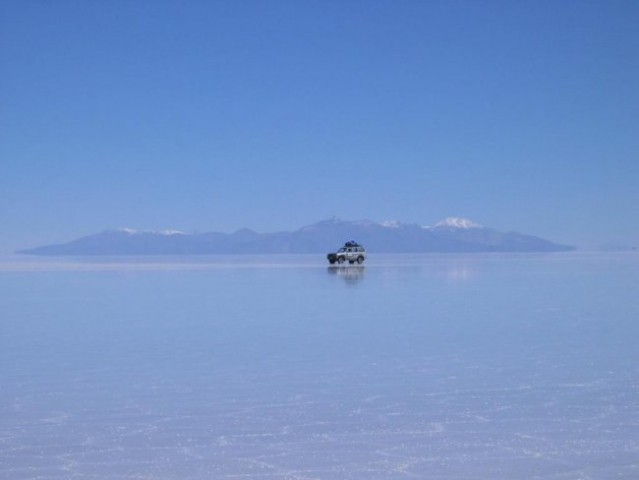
[326,265,365,285]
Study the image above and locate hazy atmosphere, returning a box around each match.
[2,3,639,479]
[2,1,638,253]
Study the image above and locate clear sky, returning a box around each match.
[2,0,638,253]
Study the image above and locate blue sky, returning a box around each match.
[2,0,638,252]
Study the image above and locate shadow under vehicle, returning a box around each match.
[326,241,366,265]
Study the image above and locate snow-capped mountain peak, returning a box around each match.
[433,217,483,229]
[115,228,185,236]
[381,220,402,228]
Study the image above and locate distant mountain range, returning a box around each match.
[18,217,575,255]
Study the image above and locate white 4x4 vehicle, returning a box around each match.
[327,241,366,265]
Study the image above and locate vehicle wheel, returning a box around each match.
[337,257,345,264]
[357,256,364,264]
[329,259,336,264]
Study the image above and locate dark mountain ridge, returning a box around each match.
[18,217,575,255]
